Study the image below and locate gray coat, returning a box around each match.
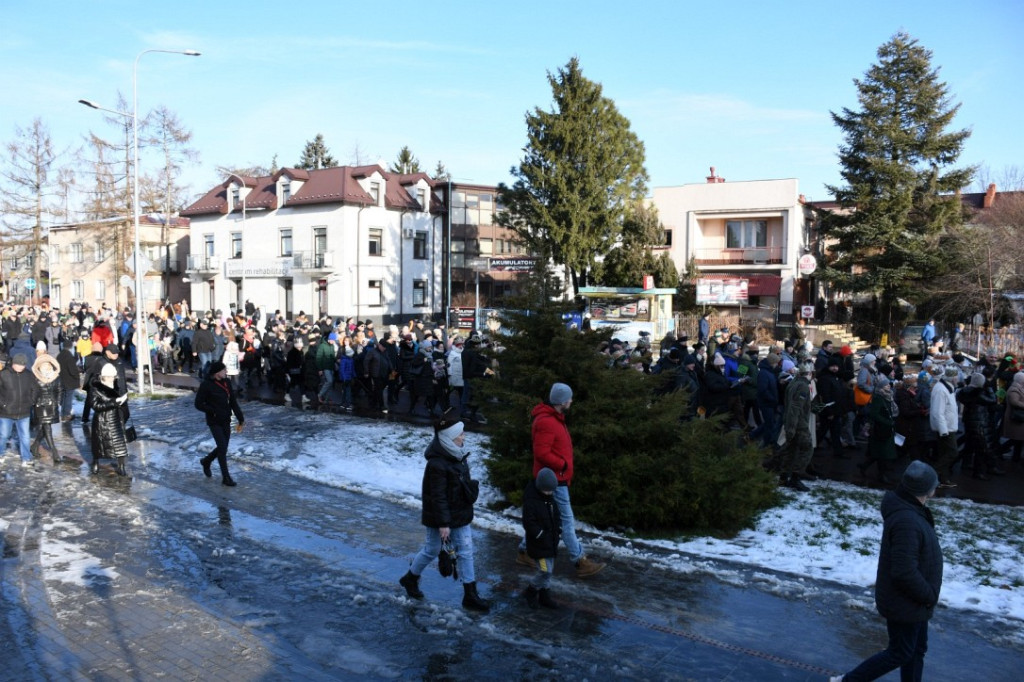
[1003,374,1024,441]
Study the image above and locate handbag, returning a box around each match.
[438,539,459,580]
[854,386,872,407]
[124,418,138,443]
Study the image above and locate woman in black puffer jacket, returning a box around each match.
[31,354,62,463]
[398,415,490,613]
[90,363,129,476]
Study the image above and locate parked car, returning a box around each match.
[899,322,936,359]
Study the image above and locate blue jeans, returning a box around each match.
[843,619,928,682]
[318,369,334,401]
[409,525,476,584]
[0,416,32,462]
[519,484,584,563]
[198,352,213,379]
[60,386,75,420]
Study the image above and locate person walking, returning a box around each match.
[399,416,490,613]
[30,353,62,463]
[778,363,814,491]
[89,363,130,476]
[929,365,960,488]
[516,383,606,577]
[830,460,943,682]
[194,361,245,487]
[55,343,80,422]
[521,467,561,609]
[0,353,40,467]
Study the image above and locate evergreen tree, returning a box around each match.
[480,306,777,534]
[599,203,677,288]
[388,145,421,174]
[497,58,649,296]
[432,159,451,182]
[819,32,973,332]
[297,134,338,170]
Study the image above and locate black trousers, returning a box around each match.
[203,421,232,479]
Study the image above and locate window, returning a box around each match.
[231,232,242,259]
[50,245,60,264]
[95,279,106,301]
[72,280,84,300]
[478,238,493,256]
[416,188,426,209]
[413,280,427,306]
[313,226,327,255]
[70,243,83,263]
[280,228,293,257]
[368,228,383,256]
[369,181,381,204]
[204,234,215,258]
[281,180,291,204]
[726,220,767,249]
[451,239,465,268]
[661,229,673,248]
[231,186,240,205]
[94,240,107,262]
[369,279,383,306]
[413,231,427,259]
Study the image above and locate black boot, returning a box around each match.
[90,457,100,475]
[400,571,424,599]
[461,581,490,613]
[538,588,558,609]
[222,477,237,487]
[523,585,539,609]
[200,455,213,478]
[787,473,810,492]
[115,456,127,477]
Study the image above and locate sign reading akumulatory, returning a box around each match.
[488,258,535,272]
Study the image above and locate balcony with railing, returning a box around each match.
[291,250,334,271]
[692,246,784,266]
[186,254,220,273]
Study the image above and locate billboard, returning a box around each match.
[696,278,749,305]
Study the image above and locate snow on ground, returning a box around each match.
[130,394,1024,632]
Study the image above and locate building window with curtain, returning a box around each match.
[413,279,427,306]
[413,231,427,259]
[231,232,242,259]
[726,220,767,249]
[280,228,293,257]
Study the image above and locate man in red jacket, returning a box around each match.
[517,382,606,578]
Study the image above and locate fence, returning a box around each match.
[673,309,779,346]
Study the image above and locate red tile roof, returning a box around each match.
[182,165,443,216]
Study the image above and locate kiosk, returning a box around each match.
[578,286,676,346]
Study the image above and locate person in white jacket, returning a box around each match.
[929,364,960,488]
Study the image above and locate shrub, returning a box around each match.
[480,307,779,535]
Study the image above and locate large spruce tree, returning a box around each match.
[819,31,973,332]
[497,58,648,296]
[599,202,679,288]
[296,133,338,170]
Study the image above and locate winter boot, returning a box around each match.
[574,556,606,578]
[115,456,127,477]
[522,585,539,609]
[461,582,490,613]
[200,455,213,478]
[222,477,237,487]
[786,473,810,492]
[538,588,558,609]
[90,457,100,475]
[516,549,537,569]
[399,571,424,599]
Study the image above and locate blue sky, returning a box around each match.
[2,0,1021,207]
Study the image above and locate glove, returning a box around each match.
[116,394,128,405]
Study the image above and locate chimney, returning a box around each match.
[984,183,997,208]
[706,166,725,184]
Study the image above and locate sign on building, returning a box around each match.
[696,278,749,305]
[489,258,535,272]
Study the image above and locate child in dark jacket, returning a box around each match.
[522,467,561,609]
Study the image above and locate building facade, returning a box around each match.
[46,215,190,312]
[181,165,445,322]
[651,170,810,317]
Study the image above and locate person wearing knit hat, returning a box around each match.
[400,413,491,613]
[929,357,960,488]
[960,372,1003,480]
[832,459,943,682]
[194,358,245,486]
[860,373,899,483]
[521,466,562,609]
[779,350,815,492]
[89,359,131,476]
[0,349,40,467]
[30,353,62,462]
[35,340,46,355]
[516,383,606,578]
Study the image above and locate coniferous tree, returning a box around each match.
[296,134,338,170]
[432,160,451,182]
[497,58,648,296]
[388,145,421,174]
[819,32,973,332]
[599,203,677,288]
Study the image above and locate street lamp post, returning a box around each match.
[81,47,199,394]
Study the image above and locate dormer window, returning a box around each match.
[282,180,291,205]
[417,188,426,209]
[231,186,240,206]
[369,181,381,205]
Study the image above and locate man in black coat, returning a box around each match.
[0,353,41,465]
[56,345,82,421]
[831,461,943,682]
[194,361,245,486]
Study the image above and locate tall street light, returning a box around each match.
[81,47,200,394]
